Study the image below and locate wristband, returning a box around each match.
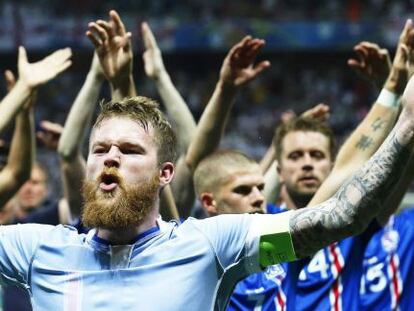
[377,88,400,108]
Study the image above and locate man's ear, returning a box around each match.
[159,162,174,186]
[200,192,218,216]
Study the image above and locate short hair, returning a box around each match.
[93,96,177,165]
[193,150,259,197]
[273,116,336,163]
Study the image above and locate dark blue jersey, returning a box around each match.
[228,204,379,311]
[360,208,414,311]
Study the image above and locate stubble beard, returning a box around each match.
[82,168,160,230]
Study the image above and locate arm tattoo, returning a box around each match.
[290,130,411,258]
[355,134,374,151]
[371,117,387,132]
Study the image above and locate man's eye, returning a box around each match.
[311,151,325,159]
[233,186,252,195]
[93,147,106,154]
[288,152,301,160]
[122,148,140,154]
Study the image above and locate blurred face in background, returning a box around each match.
[16,165,48,214]
[203,164,266,216]
[278,130,332,207]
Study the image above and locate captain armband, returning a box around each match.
[252,211,297,267]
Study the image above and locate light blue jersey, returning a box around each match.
[0,214,282,311]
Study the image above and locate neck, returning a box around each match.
[282,189,312,210]
[96,204,159,245]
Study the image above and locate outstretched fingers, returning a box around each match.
[110,10,126,36]
[4,70,16,91]
[142,22,158,50]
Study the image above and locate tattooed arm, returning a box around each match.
[289,79,414,257]
[307,21,414,207]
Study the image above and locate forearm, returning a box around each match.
[185,81,236,171]
[290,115,414,258]
[110,75,136,101]
[0,80,32,134]
[260,145,276,174]
[309,98,399,206]
[263,161,281,205]
[155,71,196,151]
[159,185,180,222]
[170,156,196,219]
[0,107,34,206]
[377,144,414,225]
[58,71,104,160]
[60,155,86,220]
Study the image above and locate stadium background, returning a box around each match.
[0,0,413,206]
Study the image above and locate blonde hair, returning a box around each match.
[193,150,258,197]
[94,96,177,164]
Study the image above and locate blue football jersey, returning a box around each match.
[227,204,288,311]
[360,208,414,311]
[229,204,378,311]
[286,219,379,310]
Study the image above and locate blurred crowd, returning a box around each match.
[5,0,414,21]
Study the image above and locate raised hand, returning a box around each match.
[18,47,72,89]
[301,103,330,121]
[219,36,270,87]
[36,120,63,151]
[4,70,16,91]
[347,42,391,89]
[386,19,414,94]
[280,110,296,124]
[86,10,132,85]
[142,22,166,80]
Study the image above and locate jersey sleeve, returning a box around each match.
[191,212,297,273]
[0,224,54,286]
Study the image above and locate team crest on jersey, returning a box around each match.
[264,264,286,281]
[381,229,399,253]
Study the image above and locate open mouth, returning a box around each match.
[99,173,120,192]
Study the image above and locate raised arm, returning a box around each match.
[142,22,196,152]
[0,47,72,134]
[56,53,105,221]
[289,76,414,258]
[173,36,269,218]
[0,71,34,207]
[348,42,391,90]
[86,10,136,100]
[185,36,270,172]
[308,20,414,207]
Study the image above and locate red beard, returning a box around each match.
[82,167,159,230]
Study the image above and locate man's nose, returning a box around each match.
[251,187,265,209]
[302,153,314,171]
[103,146,121,168]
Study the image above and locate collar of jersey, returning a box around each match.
[91,225,160,247]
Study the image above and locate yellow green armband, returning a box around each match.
[254,211,297,267]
